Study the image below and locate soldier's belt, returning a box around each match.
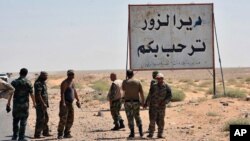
[125,99,140,102]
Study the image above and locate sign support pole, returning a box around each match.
[214,14,226,96]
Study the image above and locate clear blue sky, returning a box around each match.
[0,0,249,72]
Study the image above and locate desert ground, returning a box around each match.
[7,68,250,140]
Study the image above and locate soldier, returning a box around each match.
[57,70,81,139]
[0,77,15,99]
[150,71,159,88]
[122,70,145,138]
[34,71,52,138]
[6,68,36,141]
[144,73,172,138]
[145,71,158,132]
[107,73,125,130]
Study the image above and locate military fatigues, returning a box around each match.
[107,80,123,126]
[146,83,172,136]
[122,79,143,129]
[58,81,75,137]
[146,79,157,131]
[34,78,49,136]
[11,77,33,139]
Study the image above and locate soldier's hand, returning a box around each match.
[6,105,11,113]
[76,101,81,109]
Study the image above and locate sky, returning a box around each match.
[0,0,250,72]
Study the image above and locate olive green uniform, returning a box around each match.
[107,80,123,126]
[122,78,143,129]
[146,83,172,136]
[11,77,33,139]
[34,78,49,136]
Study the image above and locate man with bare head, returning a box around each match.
[122,70,145,138]
[107,73,125,130]
[57,70,81,139]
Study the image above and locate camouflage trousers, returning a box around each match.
[12,104,29,139]
[110,99,122,124]
[148,107,166,135]
[34,105,49,136]
[57,102,74,136]
[124,102,142,129]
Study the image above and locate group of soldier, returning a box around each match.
[0,68,80,141]
[0,68,172,140]
[107,70,172,138]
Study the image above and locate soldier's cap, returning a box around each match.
[40,71,48,75]
[67,70,75,75]
[156,73,164,78]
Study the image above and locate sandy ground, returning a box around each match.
[6,68,250,140]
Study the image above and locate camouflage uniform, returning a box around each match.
[124,101,142,129]
[146,83,172,136]
[122,78,143,130]
[57,81,75,137]
[107,81,123,127]
[11,77,33,139]
[34,78,49,136]
[58,101,74,136]
[145,79,157,131]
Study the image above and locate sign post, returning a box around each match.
[128,3,215,94]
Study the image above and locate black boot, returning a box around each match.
[111,123,120,131]
[138,125,143,137]
[119,120,125,129]
[128,128,135,138]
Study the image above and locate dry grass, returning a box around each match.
[223,118,250,131]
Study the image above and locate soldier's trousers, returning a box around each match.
[34,106,49,136]
[110,99,122,124]
[12,106,29,139]
[57,102,74,136]
[148,107,166,135]
[124,102,142,129]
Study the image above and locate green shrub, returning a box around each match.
[245,77,250,83]
[93,94,107,102]
[171,88,186,102]
[91,80,109,93]
[223,118,250,131]
[74,83,83,89]
[206,86,223,95]
[206,111,219,117]
[213,88,247,99]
